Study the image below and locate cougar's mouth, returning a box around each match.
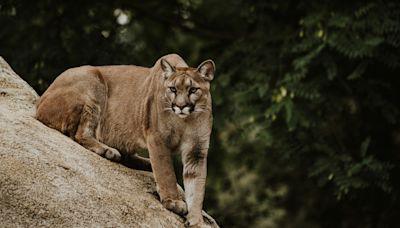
[178,114,188,118]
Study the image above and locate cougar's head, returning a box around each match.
[161,58,215,119]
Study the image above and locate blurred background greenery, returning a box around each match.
[1,0,400,227]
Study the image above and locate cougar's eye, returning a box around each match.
[169,87,177,93]
[189,87,199,94]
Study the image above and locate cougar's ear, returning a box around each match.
[196,59,215,81]
[161,58,175,79]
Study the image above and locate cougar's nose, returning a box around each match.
[174,96,187,110]
[174,103,187,110]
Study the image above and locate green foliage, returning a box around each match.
[205,1,400,227]
[1,0,400,227]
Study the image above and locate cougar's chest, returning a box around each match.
[164,127,183,152]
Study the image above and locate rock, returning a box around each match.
[0,57,219,228]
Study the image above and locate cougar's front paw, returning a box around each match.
[185,214,209,228]
[104,147,121,162]
[162,198,188,216]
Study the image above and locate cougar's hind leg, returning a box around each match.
[74,70,121,162]
[74,102,121,162]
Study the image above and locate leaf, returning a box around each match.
[364,36,384,46]
[293,44,325,70]
[360,137,371,157]
[257,86,268,98]
[284,99,294,129]
[323,60,337,80]
[329,15,351,28]
[347,61,368,80]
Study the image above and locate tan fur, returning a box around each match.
[35,54,215,227]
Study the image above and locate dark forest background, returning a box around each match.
[1,0,400,227]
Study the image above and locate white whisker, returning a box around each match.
[193,109,209,113]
